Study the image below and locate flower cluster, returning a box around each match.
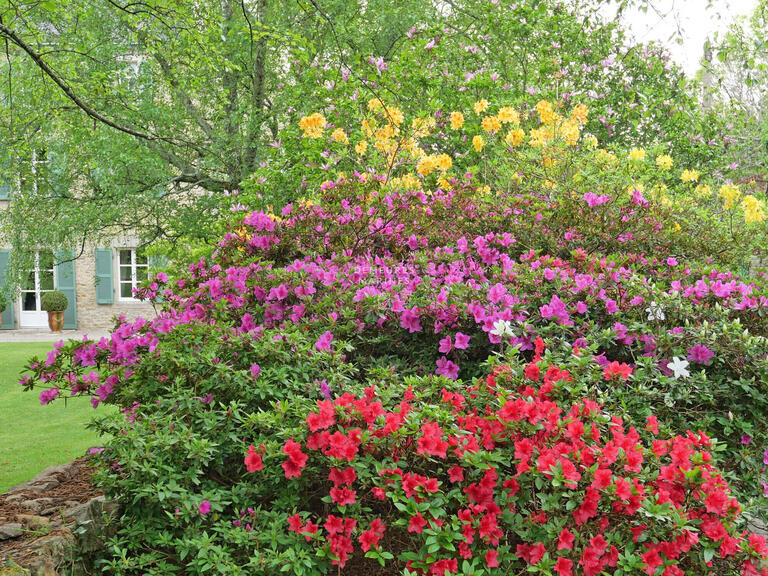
[243,353,768,574]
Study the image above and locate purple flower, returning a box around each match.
[763,450,768,466]
[318,379,331,399]
[40,387,59,406]
[741,435,752,445]
[199,501,211,515]
[198,394,214,405]
[435,356,459,380]
[250,363,261,379]
[687,344,714,366]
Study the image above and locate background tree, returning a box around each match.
[0,0,724,267]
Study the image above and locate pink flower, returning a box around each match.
[315,331,334,352]
[435,356,459,380]
[199,501,211,515]
[454,332,470,349]
[438,336,453,354]
[687,344,714,366]
[400,307,422,333]
[40,387,59,406]
[250,363,261,379]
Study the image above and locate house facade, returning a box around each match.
[1,189,157,332]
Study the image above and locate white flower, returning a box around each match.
[646,301,665,321]
[490,319,514,338]
[667,356,690,379]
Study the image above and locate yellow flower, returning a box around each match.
[385,106,404,126]
[332,128,348,144]
[355,140,368,155]
[298,113,326,139]
[694,183,711,197]
[718,183,741,209]
[741,195,766,223]
[583,134,598,149]
[596,149,617,164]
[655,154,673,170]
[535,100,555,124]
[449,111,464,130]
[505,128,525,147]
[680,169,700,183]
[361,118,374,138]
[498,106,520,125]
[628,147,646,162]
[437,176,452,189]
[411,117,435,138]
[472,135,484,152]
[543,180,557,189]
[481,115,502,133]
[416,155,438,177]
[473,99,489,114]
[435,153,452,172]
[367,98,383,111]
[559,119,580,146]
[528,126,553,148]
[570,104,589,125]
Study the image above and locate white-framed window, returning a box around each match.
[118,248,148,300]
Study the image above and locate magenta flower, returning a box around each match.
[199,501,211,515]
[40,387,59,406]
[435,356,459,380]
[400,308,422,333]
[250,363,261,379]
[741,435,752,445]
[454,332,470,349]
[687,344,714,366]
[314,331,334,352]
[438,336,453,354]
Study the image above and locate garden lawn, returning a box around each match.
[0,342,105,492]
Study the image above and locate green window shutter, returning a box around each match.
[0,250,15,329]
[94,249,114,304]
[55,250,77,330]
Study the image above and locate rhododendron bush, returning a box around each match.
[21,102,768,574]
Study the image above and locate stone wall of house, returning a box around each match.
[74,245,156,333]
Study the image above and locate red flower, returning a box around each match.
[558,528,575,550]
[359,529,381,552]
[244,444,264,472]
[301,521,319,542]
[330,487,357,506]
[554,557,573,576]
[328,466,356,487]
[646,415,659,434]
[448,465,464,483]
[417,422,449,458]
[281,439,308,478]
[524,362,541,381]
[306,400,335,432]
[485,550,499,568]
[603,361,632,381]
[408,513,427,533]
[371,487,386,500]
[287,513,303,533]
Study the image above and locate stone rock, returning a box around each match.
[16,515,49,531]
[0,522,24,540]
[62,496,119,553]
[19,499,54,515]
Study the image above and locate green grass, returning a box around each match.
[0,342,107,492]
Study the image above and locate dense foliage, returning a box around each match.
[0,0,733,273]
[21,99,768,574]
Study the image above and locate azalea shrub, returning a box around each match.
[20,100,768,574]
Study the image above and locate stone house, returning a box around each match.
[0,184,157,332]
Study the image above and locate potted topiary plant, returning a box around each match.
[41,290,68,333]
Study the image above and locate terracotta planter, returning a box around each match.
[47,310,64,333]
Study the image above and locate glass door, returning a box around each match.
[19,251,55,328]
